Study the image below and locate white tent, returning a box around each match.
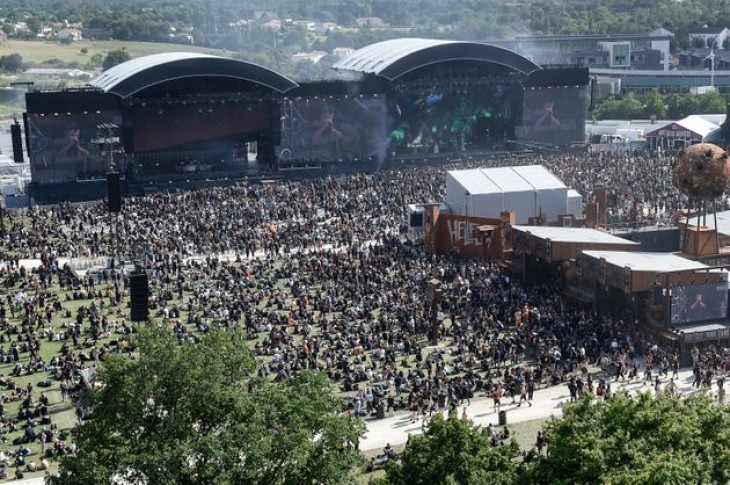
[567,189,583,218]
[445,165,570,224]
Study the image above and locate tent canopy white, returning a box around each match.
[445,165,569,223]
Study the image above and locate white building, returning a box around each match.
[332,47,354,59]
[57,28,82,41]
[688,25,730,49]
[291,51,327,63]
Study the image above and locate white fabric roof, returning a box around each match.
[512,226,639,245]
[646,115,719,138]
[448,169,501,196]
[447,165,567,194]
[511,165,566,190]
[582,250,709,272]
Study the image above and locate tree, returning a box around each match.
[526,393,730,484]
[383,414,520,485]
[643,88,666,119]
[50,324,363,484]
[667,92,700,119]
[692,36,706,49]
[698,89,727,113]
[102,49,131,71]
[0,53,23,73]
[88,53,104,68]
[594,93,645,120]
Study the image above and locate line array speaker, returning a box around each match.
[10,123,23,164]
[130,273,149,322]
[107,173,122,213]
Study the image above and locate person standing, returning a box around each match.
[51,121,99,183]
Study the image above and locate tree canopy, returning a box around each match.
[526,393,730,484]
[0,53,24,73]
[49,324,364,485]
[102,49,132,71]
[375,392,730,484]
[383,414,520,485]
[593,89,726,120]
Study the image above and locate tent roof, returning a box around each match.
[512,226,640,245]
[646,115,720,138]
[582,250,710,272]
[447,165,567,195]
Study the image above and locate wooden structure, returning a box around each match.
[423,204,514,259]
[511,226,639,264]
[578,250,722,294]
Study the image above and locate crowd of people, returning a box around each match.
[0,149,728,474]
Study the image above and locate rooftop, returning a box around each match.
[512,226,640,245]
[447,165,566,194]
[582,250,709,272]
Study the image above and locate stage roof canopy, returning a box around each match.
[90,52,299,98]
[332,38,541,80]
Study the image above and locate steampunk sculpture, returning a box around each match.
[672,143,730,199]
[673,143,729,255]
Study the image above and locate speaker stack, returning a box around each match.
[10,122,23,164]
[107,173,122,213]
[130,273,149,322]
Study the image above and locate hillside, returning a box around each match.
[1,39,225,67]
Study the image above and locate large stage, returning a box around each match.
[20,40,589,202]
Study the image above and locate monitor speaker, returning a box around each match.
[130,273,149,322]
[107,173,122,213]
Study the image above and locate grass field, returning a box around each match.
[1,39,227,67]
[0,223,557,482]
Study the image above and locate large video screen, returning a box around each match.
[389,85,515,152]
[670,283,729,325]
[128,102,274,153]
[277,96,388,162]
[27,111,121,184]
[517,86,586,145]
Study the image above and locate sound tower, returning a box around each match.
[130,273,149,322]
[107,173,122,213]
[10,122,23,164]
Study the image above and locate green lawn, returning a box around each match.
[1,39,227,67]
[0,214,559,482]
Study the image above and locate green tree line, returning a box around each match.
[593,88,728,120]
[4,0,730,46]
[47,322,730,484]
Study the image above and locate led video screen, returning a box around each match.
[517,86,586,145]
[670,283,729,325]
[277,96,388,162]
[128,102,273,153]
[27,111,122,184]
[389,85,515,152]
